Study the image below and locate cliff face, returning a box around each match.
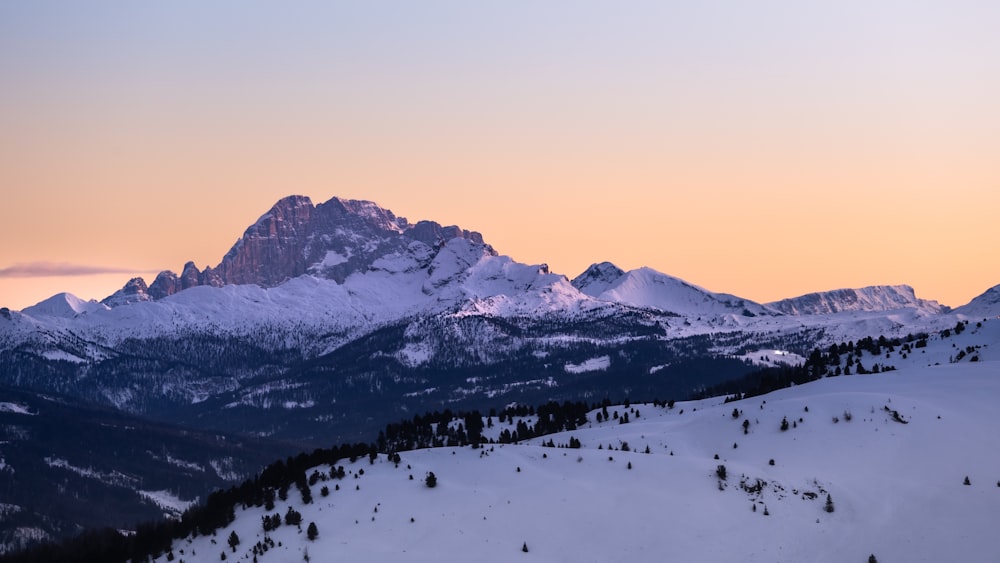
[104,195,492,303]
[767,285,949,315]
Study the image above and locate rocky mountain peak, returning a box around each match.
[103,195,494,303]
[571,262,626,295]
[102,277,153,307]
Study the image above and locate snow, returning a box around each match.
[768,285,947,315]
[0,403,34,415]
[138,490,197,517]
[40,350,86,363]
[739,349,806,368]
[20,292,108,318]
[311,250,350,269]
[563,355,611,374]
[44,457,139,488]
[580,266,775,319]
[151,359,1000,563]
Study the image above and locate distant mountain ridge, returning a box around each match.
[572,262,777,319]
[767,285,949,316]
[2,194,1000,557]
[1,194,997,448]
[14,195,989,320]
[954,284,1000,319]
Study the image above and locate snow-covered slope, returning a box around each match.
[20,293,108,319]
[151,360,1000,563]
[955,284,1000,319]
[767,285,947,316]
[573,263,777,319]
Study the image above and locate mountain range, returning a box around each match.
[2,194,998,441]
[1,194,998,555]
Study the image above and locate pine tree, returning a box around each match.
[425,471,438,488]
[824,494,834,513]
[307,522,319,541]
[227,531,240,553]
[522,542,529,553]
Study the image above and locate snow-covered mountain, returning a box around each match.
[955,284,1000,319]
[144,357,1000,563]
[20,293,108,319]
[0,194,995,448]
[573,262,778,319]
[3,194,999,560]
[766,285,948,316]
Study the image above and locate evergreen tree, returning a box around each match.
[284,506,303,527]
[824,494,834,513]
[425,471,438,488]
[227,531,240,553]
[307,522,319,541]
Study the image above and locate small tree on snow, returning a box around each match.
[227,530,240,553]
[716,464,727,481]
[307,522,319,541]
[425,471,437,488]
[824,494,834,513]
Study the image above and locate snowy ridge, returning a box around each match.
[767,285,948,316]
[151,360,1000,563]
[955,284,1000,319]
[20,293,109,319]
[574,263,777,319]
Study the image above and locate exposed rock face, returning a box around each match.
[104,195,494,304]
[571,262,627,295]
[148,261,221,299]
[148,271,179,300]
[180,261,202,290]
[767,285,949,315]
[102,277,153,307]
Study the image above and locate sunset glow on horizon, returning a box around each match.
[2,2,998,311]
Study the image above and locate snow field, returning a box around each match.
[154,361,1000,563]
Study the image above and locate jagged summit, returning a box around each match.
[571,262,626,295]
[102,195,493,302]
[101,277,154,307]
[767,285,949,316]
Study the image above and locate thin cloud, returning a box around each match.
[0,262,148,278]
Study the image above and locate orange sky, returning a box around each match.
[2,2,998,311]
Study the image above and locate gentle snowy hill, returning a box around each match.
[767,285,948,316]
[573,263,776,319]
[150,360,1000,563]
[955,284,1000,319]
[20,293,108,319]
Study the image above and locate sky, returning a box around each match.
[2,1,998,311]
